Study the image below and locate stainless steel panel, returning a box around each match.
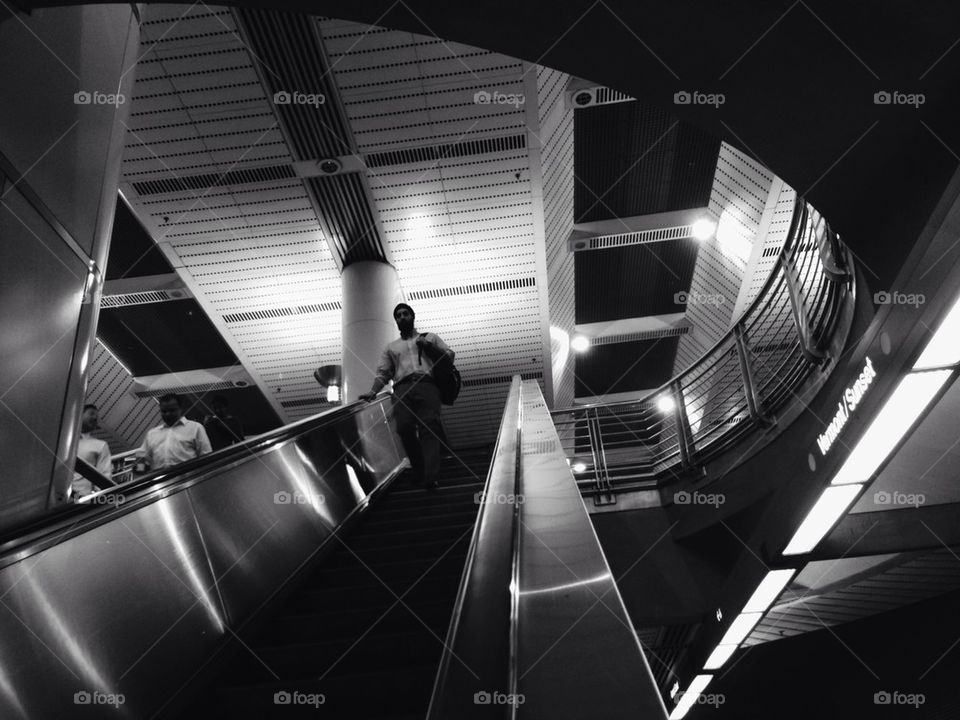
[0,491,224,719]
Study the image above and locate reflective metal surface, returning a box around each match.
[0,397,404,719]
[429,378,666,719]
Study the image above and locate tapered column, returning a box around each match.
[341,261,404,402]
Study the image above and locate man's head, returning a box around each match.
[211,395,228,418]
[81,404,98,433]
[393,303,415,336]
[158,394,183,427]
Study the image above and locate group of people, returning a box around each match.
[73,302,455,499]
[71,395,244,500]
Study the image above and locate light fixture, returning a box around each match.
[914,295,960,369]
[742,569,796,613]
[657,395,676,413]
[570,335,590,352]
[669,675,714,720]
[326,385,340,403]
[717,611,763,646]
[691,217,717,241]
[782,484,862,555]
[831,370,951,485]
[572,462,586,473]
[703,644,738,671]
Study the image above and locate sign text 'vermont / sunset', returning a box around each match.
[817,356,877,456]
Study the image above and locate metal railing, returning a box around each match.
[551,197,852,497]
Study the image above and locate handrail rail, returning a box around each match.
[552,195,854,492]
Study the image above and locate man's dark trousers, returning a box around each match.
[392,376,443,486]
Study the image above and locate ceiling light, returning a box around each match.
[657,395,676,413]
[831,370,951,485]
[742,569,796,613]
[782,484,862,556]
[718,611,763,646]
[691,218,717,241]
[326,385,340,403]
[570,335,590,352]
[913,296,960,369]
[703,644,738,671]
[669,675,714,720]
[572,462,586,473]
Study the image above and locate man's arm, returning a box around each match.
[361,348,394,400]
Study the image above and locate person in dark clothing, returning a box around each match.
[203,395,244,451]
[360,303,455,490]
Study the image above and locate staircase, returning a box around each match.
[179,447,491,720]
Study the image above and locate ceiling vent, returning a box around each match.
[131,366,255,398]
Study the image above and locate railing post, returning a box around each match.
[781,202,828,363]
[671,381,695,469]
[734,324,773,428]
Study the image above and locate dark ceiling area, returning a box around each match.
[574,101,720,222]
[576,336,680,397]
[105,198,173,280]
[180,386,282,437]
[97,299,238,376]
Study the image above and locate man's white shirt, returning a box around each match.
[72,433,112,498]
[140,417,212,470]
[374,332,453,386]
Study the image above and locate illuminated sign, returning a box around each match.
[817,356,877,456]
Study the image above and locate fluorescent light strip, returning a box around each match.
[718,611,763,646]
[783,484,862,555]
[914,296,960,369]
[670,674,714,720]
[743,569,796,613]
[704,644,738,671]
[831,370,952,486]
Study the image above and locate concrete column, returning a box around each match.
[341,261,404,402]
[0,5,140,527]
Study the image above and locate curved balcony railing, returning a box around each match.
[551,196,854,497]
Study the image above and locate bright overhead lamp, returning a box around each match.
[703,644,738,671]
[570,335,590,352]
[691,218,717,241]
[782,484,862,556]
[657,395,676,413]
[742,569,796,613]
[831,370,951,485]
[913,296,960,369]
[718,611,763,646]
[669,674,714,720]
[571,462,587,473]
[326,385,340,403]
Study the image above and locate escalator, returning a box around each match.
[181,449,490,719]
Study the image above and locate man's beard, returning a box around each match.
[397,319,414,334]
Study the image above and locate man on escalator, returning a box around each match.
[359,303,455,490]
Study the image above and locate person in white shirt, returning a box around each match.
[72,403,112,500]
[138,394,212,471]
[360,303,455,490]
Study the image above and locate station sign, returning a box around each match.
[817,356,877,456]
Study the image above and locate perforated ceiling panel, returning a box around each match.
[672,143,776,372]
[317,19,551,448]
[120,5,345,420]
[84,342,159,452]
